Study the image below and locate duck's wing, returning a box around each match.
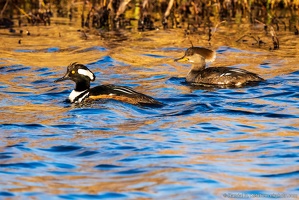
[88,84,162,106]
[193,67,264,86]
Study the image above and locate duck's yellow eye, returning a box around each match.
[71,70,75,74]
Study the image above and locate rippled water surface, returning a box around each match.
[0,23,298,199]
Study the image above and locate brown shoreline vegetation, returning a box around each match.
[1,0,299,52]
[1,0,299,31]
[0,2,298,77]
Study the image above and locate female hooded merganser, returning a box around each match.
[175,47,264,86]
[54,62,162,106]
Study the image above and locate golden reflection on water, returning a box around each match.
[0,21,298,198]
[1,23,298,76]
[1,104,65,124]
[13,169,172,195]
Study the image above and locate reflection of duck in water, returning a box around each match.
[54,62,162,106]
[175,47,264,87]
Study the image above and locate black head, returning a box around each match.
[54,62,96,84]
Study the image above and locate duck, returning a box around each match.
[54,62,162,106]
[174,46,264,87]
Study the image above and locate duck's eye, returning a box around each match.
[185,50,193,56]
[71,70,76,74]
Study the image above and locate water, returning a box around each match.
[0,24,298,199]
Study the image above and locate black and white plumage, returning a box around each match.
[54,62,162,106]
[175,47,264,86]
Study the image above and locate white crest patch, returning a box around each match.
[78,69,95,80]
[69,90,88,103]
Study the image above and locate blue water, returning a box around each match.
[0,30,299,199]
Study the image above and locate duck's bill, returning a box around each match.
[174,56,189,62]
[54,76,69,83]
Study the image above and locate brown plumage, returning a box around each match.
[88,94,156,105]
[175,47,264,87]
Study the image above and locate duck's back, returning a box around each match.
[189,67,264,86]
[87,84,162,106]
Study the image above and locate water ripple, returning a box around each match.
[0,192,14,197]
[59,192,127,199]
[0,34,298,199]
[76,150,99,157]
[0,162,46,169]
[94,164,122,170]
[116,168,147,175]
[39,145,83,152]
[259,170,299,178]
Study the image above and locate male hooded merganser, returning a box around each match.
[175,47,264,86]
[54,62,162,106]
